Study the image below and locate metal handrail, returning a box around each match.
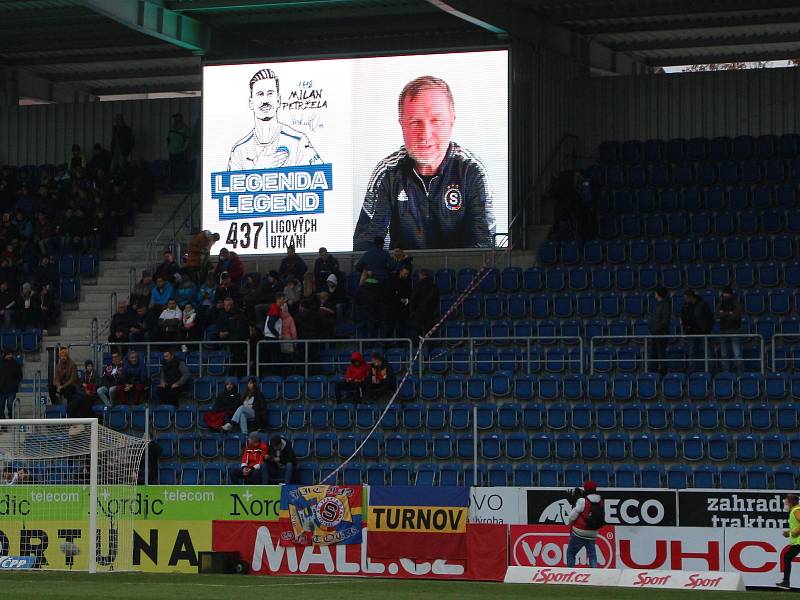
[771,333,800,370]
[256,338,414,378]
[145,180,198,269]
[424,335,584,375]
[96,340,251,378]
[590,333,765,374]
[508,132,579,248]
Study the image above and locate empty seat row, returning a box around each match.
[541,238,800,267]
[529,263,800,292]
[594,185,798,215]
[596,212,800,240]
[597,136,800,166]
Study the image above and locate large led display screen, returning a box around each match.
[202,50,508,254]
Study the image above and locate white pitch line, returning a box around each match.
[119,580,355,588]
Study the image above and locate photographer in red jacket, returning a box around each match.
[566,480,604,568]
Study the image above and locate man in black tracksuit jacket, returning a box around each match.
[353,76,495,250]
[681,289,714,373]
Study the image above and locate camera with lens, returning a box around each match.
[566,486,583,507]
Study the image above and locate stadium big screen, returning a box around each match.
[202,50,509,255]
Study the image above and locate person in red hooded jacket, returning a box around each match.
[335,351,369,402]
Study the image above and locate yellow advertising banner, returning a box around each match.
[0,520,211,573]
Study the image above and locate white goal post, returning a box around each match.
[0,418,148,572]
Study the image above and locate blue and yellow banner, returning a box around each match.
[279,484,362,546]
[367,486,469,560]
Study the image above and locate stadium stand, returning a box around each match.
[42,133,798,488]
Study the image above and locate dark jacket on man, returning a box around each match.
[648,296,672,335]
[0,355,22,394]
[681,299,714,335]
[716,297,743,333]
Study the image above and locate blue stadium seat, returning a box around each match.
[763,433,786,462]
[709,433,731,461]
[501,267,522,292]
[720,465,745,489]
[774,465,797,490]
[522,402,544,430]
[531,433,553,460]
[631,433,654,460]
[414,463,437,486]
[564,463,589,488]
[409,433,431,460]
[505,433,527,460]
[667,465,692,490]
[615,464,639,488]
[314,433,337,459]
[682,433,706,461]
[641,464,665,488]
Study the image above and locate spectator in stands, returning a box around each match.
[386,264,412,338]
[317,292,337,339]
[214,248,244,284]
[175,278,198,309]
[0,280,15,328]
[32,255,57,294]
[324,273,347,320]
[314,247,339,289]
[79,360,99,401]
[410,268,439,341]
[157,298,183,342]
[301,272,316,301]
[216,297,248,371]
[33,212,57,256]
[181,302,199,345]
[154,250,180,284]
[283,277,301,314]
[279,300,298,369]
[196,273,217,324]
[390,247,413,274]
[225,377,266,434]
[231,432,267,485]
[717,287,743,374]
[278,245,307,283]
[157,349,191,407]
[110,114,134,172]
[0,349,22,419]
[336,351,369,402]
[12,210,32,240]
[681,289,714,373]
[167,113,192,191]
[109,300,132,351]
[149,277,174,312]
[204,378,240,431]
[265,434,297,484]
[355,235,391,283]
[185,230,219,282]
[16,282,41,330]
[130,271,154,307]
[118,350,147,405]
[38,285,55,331]
[97,352,124,407]
[129,304,154,343]
[67,144,86,174]
[49,347,78,405]
[215,271,241,308]
[261,293,285,365]
[648,287,671,375]
[365,353,395,403]
[241,273,271,322]
[87,143,111,174]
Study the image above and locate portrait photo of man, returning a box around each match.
[228,68,322,171]
[353,75,496,250]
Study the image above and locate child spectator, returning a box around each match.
[335,351,369,402]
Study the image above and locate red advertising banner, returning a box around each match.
[212,521,505,581]
[509,525,617,569]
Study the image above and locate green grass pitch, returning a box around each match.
[0,572,794,599]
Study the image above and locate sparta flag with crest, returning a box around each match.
[279,484,363,546]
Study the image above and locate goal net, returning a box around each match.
[0,418,148,572]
